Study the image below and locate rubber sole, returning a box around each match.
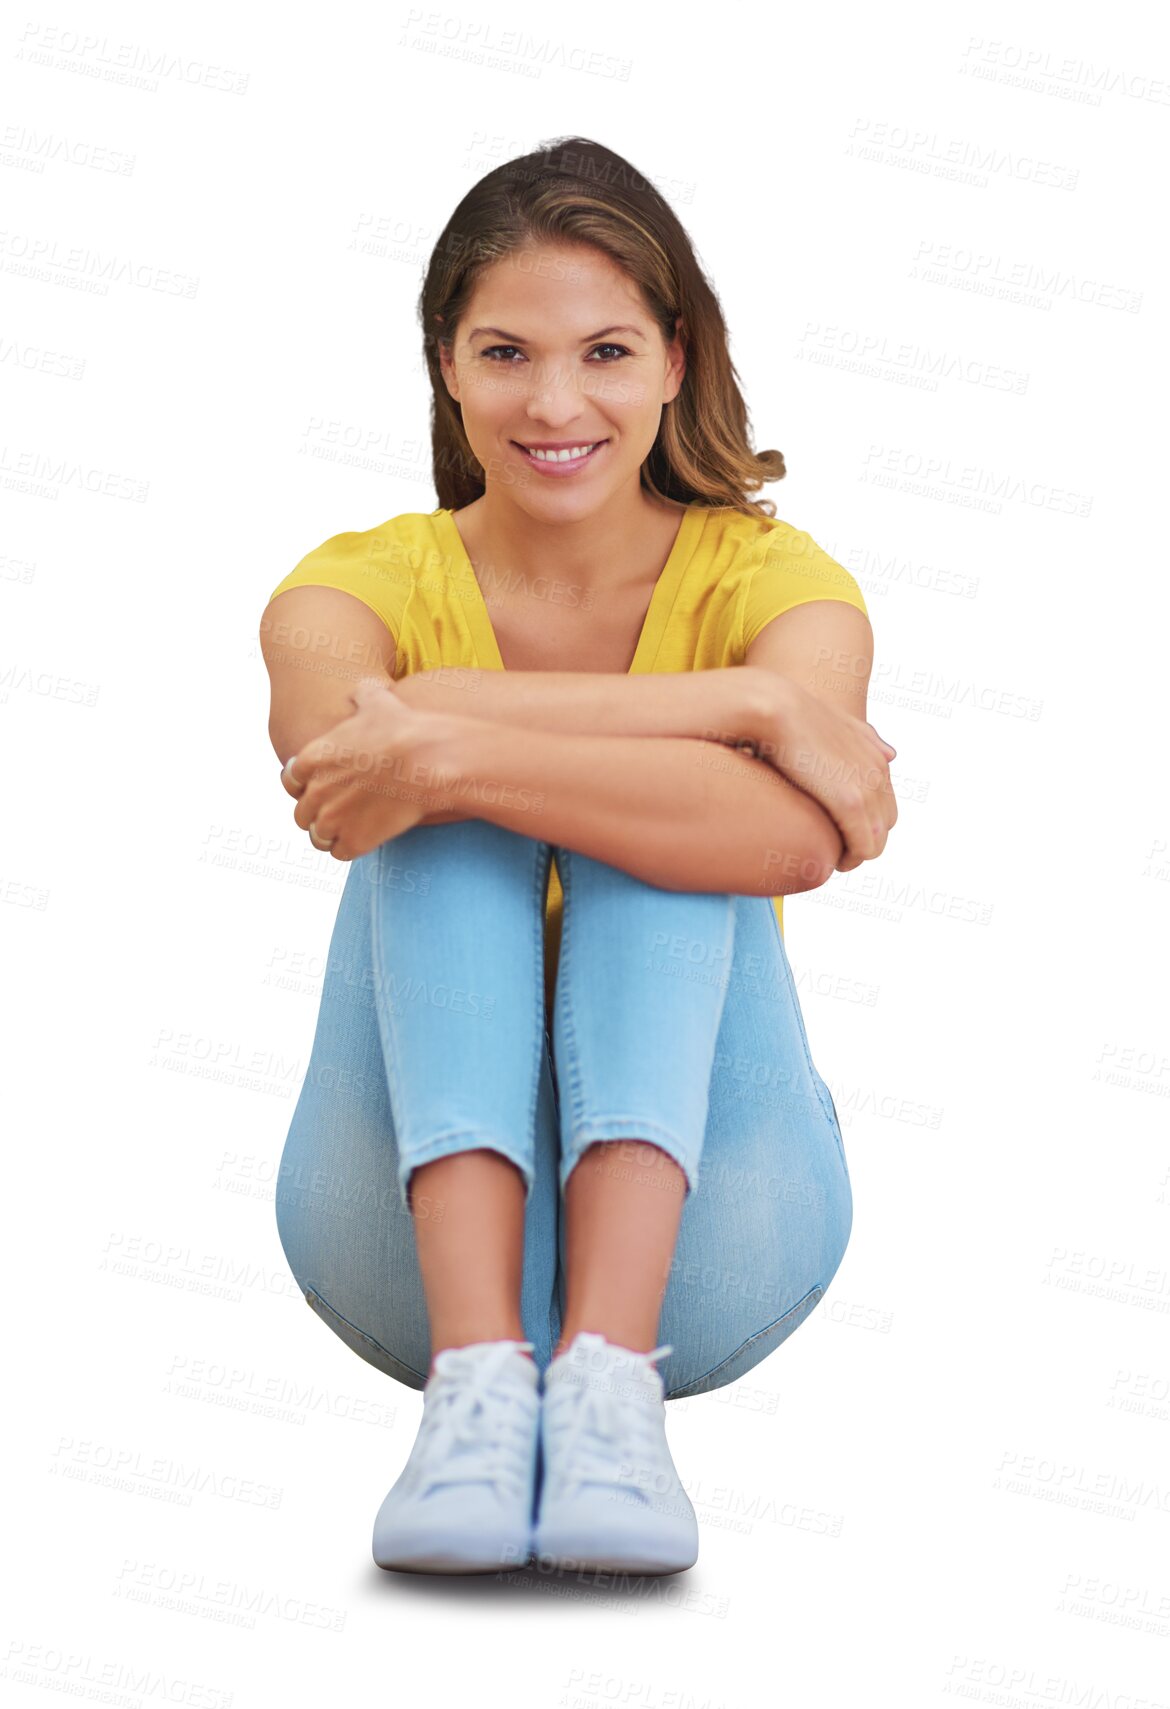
[531,1544,697,1576]
[375,1550,533,1575]
[532,1511,698,1576]
[373,1521,535,1574]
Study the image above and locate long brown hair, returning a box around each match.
[418,137,786,519]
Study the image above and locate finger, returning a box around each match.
[859,751,896,803]
[290,731,344,784]
[864,724,896,760]
[873,763,899,835]
[834,798,878,868]
[350,675,395,706]
[861,770,896,858]
[294,792,330,834]
[865,777,899,859]
[307,808,350,858]
[830,756,897,870]
[878,779,899,837]
[292,767,348,832]
[298,772,377,852]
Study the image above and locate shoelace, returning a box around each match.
[411,1340,536,1500]
[544,1341,674,1503]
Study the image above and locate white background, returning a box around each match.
[4,0,1168,1703]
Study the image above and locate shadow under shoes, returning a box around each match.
[533,1331,699,1575]
[372,1338,540,1574]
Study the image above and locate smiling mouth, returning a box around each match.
[512,439,608,467]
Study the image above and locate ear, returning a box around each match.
[664,314,686,403]
[436,315,460,402]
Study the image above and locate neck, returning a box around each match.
[458,486,688,596]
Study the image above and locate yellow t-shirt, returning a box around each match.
[268,503,868,1000]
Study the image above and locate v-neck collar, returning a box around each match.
[432,502,703,675]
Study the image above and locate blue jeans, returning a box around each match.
[274,819,852,1402]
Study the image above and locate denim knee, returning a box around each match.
[368,824,553,1215]
[552,846,737,1201]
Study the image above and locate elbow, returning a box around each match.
[808,817,847,891]
[762,810,843,896]
[267,711,298,771]
[789,847,837,896]
[266,712,286,767]
[798,855,837,894]
[805,817,845,891]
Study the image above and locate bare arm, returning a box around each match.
[414,713,839,896]
[744,599,897,871]
[395,663,777,748]
[383,604,891,888]
[263,587,865,888]
[260,586,396,765]
[393,664,786,830]
[259,588,777,824]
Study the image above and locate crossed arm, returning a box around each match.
[262,588,890,893]
[395,666,838,896]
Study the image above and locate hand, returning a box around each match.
[758,676,898,873]
[280,678,456,861]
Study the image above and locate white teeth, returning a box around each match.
[523,443,599,462]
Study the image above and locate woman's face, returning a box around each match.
[438,241,685,517]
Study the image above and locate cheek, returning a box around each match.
[594,370,658,419]
[463,368,520,411]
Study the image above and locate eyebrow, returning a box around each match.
[467,324,647,343]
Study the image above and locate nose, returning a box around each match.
[522,355,590,424]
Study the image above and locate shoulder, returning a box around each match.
[690,505,855,585]
[680,505,867,661]
[704,507,863,595]
[266,510,442,612]
[724,512,867,652]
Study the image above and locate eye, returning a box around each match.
[478,343,632,363]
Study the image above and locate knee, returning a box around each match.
[273,1161,311,1287]
[664,1283,827,1400]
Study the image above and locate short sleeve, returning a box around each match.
[740,524,868,654]
[266,524,409,642]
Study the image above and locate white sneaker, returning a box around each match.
[372,1338,540,1573]
[533,1330,699,1574]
